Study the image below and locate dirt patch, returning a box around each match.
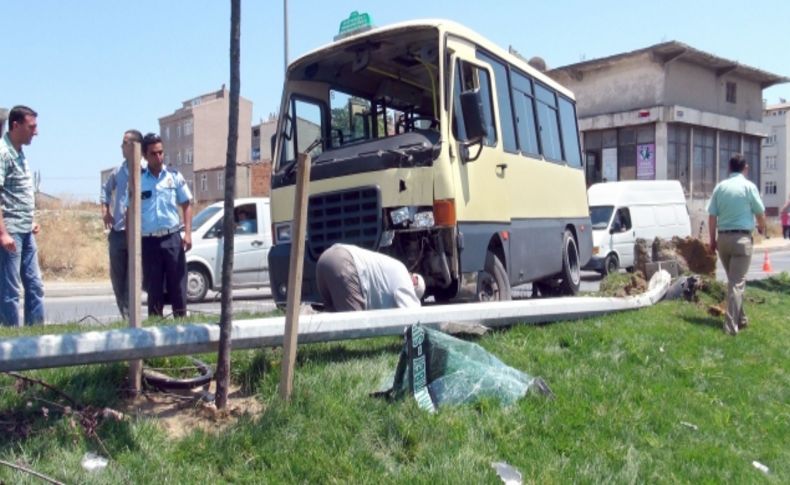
[122,382,264,440]
[673,236,716,275]
[36,206,108,279]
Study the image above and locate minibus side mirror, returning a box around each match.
[459,90,487,163]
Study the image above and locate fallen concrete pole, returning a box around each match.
[0,271,670,372]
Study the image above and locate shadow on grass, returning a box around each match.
[681,315,723,330]
[296,341,403,367]
[0,364,139,456]
[749,272,790,294]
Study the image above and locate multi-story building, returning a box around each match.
[761,102,790,216]
[547,41,787,232]
[0,108,8,136]
[159,85,253,201]
[195,116,278,203]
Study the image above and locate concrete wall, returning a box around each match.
[551,53,665,117]
[193,95,252,171]
[664,60,763,122]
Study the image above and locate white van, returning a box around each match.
[186,197,272,301]
[585,181,691,275]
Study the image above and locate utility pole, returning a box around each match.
[283,0,289,74]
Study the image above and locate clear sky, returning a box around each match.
[2,0,789,201]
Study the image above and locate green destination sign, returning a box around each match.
[335,11,373,40]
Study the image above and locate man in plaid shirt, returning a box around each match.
[0,105,44,326]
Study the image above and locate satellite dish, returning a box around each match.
[528,56,547,72]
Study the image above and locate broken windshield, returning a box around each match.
[275,26,441,175]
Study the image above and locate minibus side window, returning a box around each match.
[477,51,517,153]
[510,70,540,156]
[535,84,562,161]
[558,97,582,168]
[452,60,497,147]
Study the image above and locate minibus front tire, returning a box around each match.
[477,251,511,302]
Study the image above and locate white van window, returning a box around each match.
[590,206,613,230]
[611,207,632,232]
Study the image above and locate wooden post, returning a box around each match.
[127,141,143,393]
[278,152,311,401]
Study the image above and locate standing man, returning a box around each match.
[101,129,144,319]
[708,154,766,335]
[315,243,425,311]
[0,106,44,326]
[140,133,193,317]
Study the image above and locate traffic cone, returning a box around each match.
[762,250,773,274]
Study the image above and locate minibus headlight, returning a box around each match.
[275,222,292,244]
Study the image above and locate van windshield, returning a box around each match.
[590,206,613,230]
[191,206,222,231]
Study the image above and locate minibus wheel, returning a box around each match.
[558,230,581,295]
[477,251,511,301]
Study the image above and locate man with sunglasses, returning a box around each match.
[140,133,192,317]
[100,129,144,320]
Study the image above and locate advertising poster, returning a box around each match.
[602,148,618,182]
[637,143,656,180]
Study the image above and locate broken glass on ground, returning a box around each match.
[376,324,552,412]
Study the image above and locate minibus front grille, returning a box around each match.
[308,187,381,258]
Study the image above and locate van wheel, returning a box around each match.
[603,254,619,276]
[477,251,511,302]
[187,266,210,303]
[558,230,581,295]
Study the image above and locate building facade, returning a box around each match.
[158,86,253,201]
[761,102,790,216]
[0,108,7,137]
[548,41,787,230]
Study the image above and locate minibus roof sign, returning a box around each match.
[334,11,374,41]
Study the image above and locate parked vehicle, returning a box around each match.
[267,18,593,306]
[186,197,272,302]
[585,181,691,275]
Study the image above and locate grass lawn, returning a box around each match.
[0,275,788,483]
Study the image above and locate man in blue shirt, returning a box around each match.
[100,129,143,320]
[140,133,193,317]
[0,106,44,326]
[707,154,766,336]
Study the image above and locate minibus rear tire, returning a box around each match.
[478,251,511,302]
[558,230,581,295]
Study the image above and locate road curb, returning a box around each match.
[44,283,113,298]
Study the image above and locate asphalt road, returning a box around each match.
[41,249,790,325]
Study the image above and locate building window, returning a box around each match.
[692,127,716,196]
[217,172,223,191]
[765,155,777,170]
[185,149,193,165]
[718,131,740,181]
[726,82,737,103]
[617,128,637,180]
[176,151,182,165]
[667,123,690,194]
[743,135,760,188]
[184,119,193,136]
[200,174,207,192]
[764,180,777,195]
[164,126,170,140]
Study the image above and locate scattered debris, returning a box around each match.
[81,452,108,472]
[0,458,65,484]
[673,236,716,275]
[663,275,702,302]
[751,460,770,474]
[653,238,690,274]
[679,421,699,431]
[491,461,523,485]
[634,238,652,276]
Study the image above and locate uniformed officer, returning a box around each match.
[140,133,193,317]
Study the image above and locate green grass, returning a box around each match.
[1,275,788,483]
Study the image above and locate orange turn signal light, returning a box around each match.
[433,199,456,226]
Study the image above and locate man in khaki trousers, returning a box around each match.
[707,154,766,335]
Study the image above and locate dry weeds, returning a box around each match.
[35,204,108,279]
